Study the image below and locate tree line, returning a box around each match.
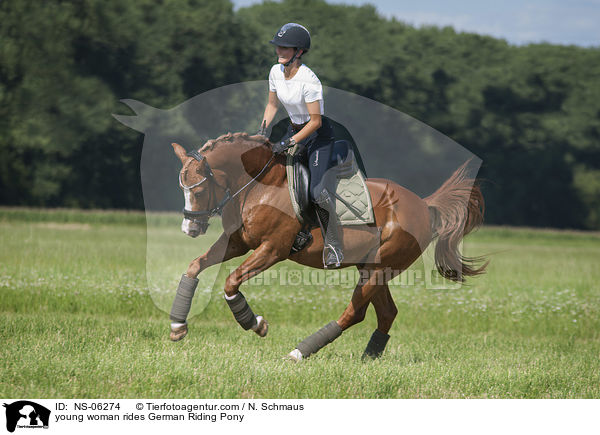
[1,0,599,229]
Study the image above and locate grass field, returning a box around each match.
[1,207,599,398]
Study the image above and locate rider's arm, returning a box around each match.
[290,100,322,144]
[261,91,279,127]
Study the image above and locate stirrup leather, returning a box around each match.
[314,190,344,268]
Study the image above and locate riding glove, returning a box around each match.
[272,137,296,154]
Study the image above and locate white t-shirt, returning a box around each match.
[268,64,324,124]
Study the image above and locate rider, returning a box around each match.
[259,22,343,269]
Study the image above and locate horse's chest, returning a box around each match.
[239,210,266,249]
[221,211,261,249]
[230,184,298,250]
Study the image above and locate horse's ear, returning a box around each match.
[171,143,188,164]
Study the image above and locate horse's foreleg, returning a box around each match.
[223,242,285,337]
[362,283,397,360]
[186,231,249,279]
[170,232,249,341]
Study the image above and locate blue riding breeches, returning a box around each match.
[284,117,337,200]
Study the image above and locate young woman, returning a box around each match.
[260,22,343,269]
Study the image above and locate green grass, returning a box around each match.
[1,208,599,398]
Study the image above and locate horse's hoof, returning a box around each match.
[361,352,379,361]
[170,323,188,342]
[254,316,268,338]
[285,349,303,362]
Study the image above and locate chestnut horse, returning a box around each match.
[169,132,486,361]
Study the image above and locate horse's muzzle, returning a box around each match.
[182,219,209,237]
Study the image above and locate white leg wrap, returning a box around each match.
[287,349,303,362]
[170,322,187,330]
[251,316,263,331]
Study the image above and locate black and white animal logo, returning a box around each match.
[3,401,51,433]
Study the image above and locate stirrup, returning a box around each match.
[323,243,343,269]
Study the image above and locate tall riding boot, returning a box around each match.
[315,189,344,269]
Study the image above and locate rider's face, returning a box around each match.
[276,46,297,64]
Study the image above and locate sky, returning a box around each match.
[232,0,600,47]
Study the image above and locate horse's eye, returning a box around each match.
[194,191,203,199]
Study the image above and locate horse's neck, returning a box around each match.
[209,140,285,192]
[231,143,285,189]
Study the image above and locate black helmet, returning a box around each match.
[269,23,311,52]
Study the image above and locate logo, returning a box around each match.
[3,401,50,433]
[277,23,309,38]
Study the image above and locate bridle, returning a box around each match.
[180,149,275,228]
[179,150,230,225]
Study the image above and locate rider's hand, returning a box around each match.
[272,137,296,154]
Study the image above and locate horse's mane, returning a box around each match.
[199,132,269,153]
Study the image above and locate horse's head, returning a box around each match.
[172,142,226,237]
[172,133,276,237]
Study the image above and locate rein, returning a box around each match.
[181,149,275,223]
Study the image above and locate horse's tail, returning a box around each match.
[424,160,488,282]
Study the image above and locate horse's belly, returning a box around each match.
[290,223,382,269]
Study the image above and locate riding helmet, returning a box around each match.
[269,23,311,52]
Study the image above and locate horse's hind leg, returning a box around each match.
[287,267,386,361]
[362,283,397,360]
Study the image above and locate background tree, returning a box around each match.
[1,0,599,229]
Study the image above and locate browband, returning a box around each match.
[187,150,214,177]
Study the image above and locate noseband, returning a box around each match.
[180,149,274,226]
